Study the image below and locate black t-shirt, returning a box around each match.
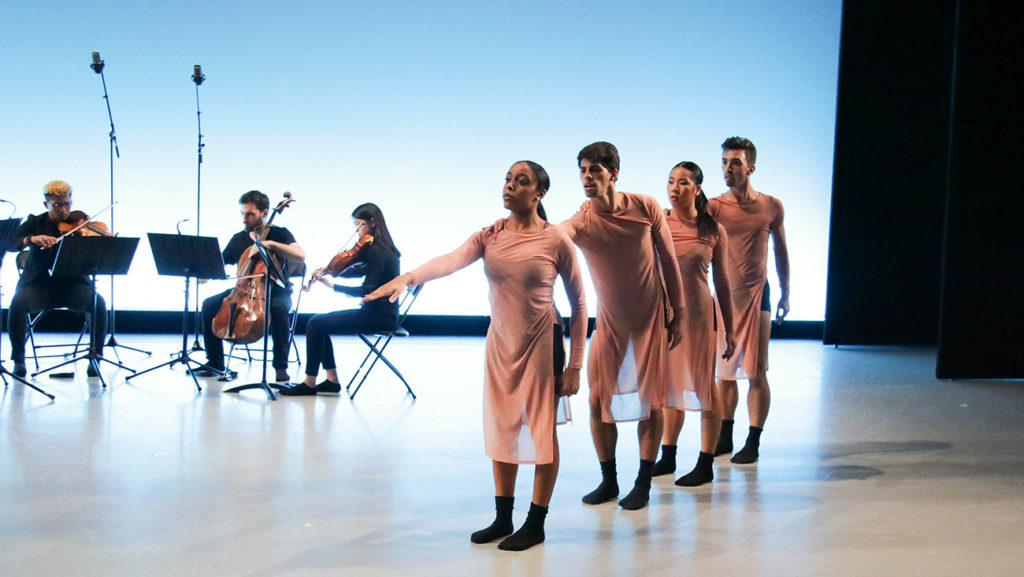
[223,225,298,297]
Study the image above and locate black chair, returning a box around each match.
[227,260,307,369]
[347,284,423,400]
[15,251,90,370]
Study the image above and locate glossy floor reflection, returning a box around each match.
[2,337,1022,576]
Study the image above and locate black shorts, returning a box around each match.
[760,280,771,312]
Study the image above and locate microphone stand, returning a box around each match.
[191,66,206,352]
[90,52,151,358]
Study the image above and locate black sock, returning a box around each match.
[582,459,618,504]
[714,419,735,456]
[674,451,715,487]
[471,496,515,543]
[652,444,677,476]
[498,502,548,551]
[731,426,762,464]
[618,459,654,510]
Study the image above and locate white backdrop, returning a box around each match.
[1,0,841,320]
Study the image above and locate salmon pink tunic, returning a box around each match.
[407,220,586,465]
[708,192,784,380]
[664,211,732,410]
[560,193,685,423]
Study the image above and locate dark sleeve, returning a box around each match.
[339,262,367,278]
[333,284,364,297]
[269,226,297,246]
[8,215,35,252]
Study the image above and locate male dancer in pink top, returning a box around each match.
[709,136,790,464]
[560,142,686,510]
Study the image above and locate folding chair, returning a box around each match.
[15,251,90,370]
[228,260,306,368]
[346,284,422,400]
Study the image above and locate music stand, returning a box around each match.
[224,239,286,400]
[0,218,55,400]
[34,235,139,389]
[126,233,226,392]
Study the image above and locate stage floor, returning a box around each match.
[2,336,1022,576]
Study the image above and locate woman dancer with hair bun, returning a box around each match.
[653,161,736,486]
[366,161,586,551]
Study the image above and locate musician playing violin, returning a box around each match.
[195,190,305,382]
[279,202,399,395]
[6,180,108,378]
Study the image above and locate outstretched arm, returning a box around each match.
[363,230,486,303]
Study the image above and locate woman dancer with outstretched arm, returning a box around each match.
[366,161,586,551]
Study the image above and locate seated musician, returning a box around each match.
[195,190,305,383]
[279,202,400,395]
[6,180,107,378]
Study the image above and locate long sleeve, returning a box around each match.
[554,232,587,370]
[711,224,736,336]
[648,199,685,313]
[407,229,486,286]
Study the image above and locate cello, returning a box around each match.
[211,192,294,344]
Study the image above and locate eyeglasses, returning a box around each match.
[48,201,72,209]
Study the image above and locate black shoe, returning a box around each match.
[275,369,291,383]
[278,383,317,396]
[12,363,27,378]
[315,379,341,394]
[87,363,99,378]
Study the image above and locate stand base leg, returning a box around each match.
[224,381,278,400]
[1,363,56,400]
[127,351,204,392]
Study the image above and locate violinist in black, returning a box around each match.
[279,202,400,396]
[6,181,107,378]
[195,190,305,382]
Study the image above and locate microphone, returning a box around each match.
[192,65,205,86]
[90,52,104,74]
[176,218,191,235]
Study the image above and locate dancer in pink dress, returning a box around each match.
[709,137,790,464]
[366,161,586,551]
[652,161,736,487]
[559,142,685,510]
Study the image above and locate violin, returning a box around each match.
[211,192,294,344]
[302,234,373,291]
[58,210,114,237]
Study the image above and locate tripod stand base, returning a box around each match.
[32,352,135,390]
[224,381,278,400]
[1,364,55,400]
[106,334,152,356]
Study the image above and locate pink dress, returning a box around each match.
[664,211,732,410]
[708,192,784,380]
[559,193,685,423]
[407,220,586,465]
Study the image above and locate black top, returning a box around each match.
[333,241,400,317]
[223,225,298,298]
[7,212,88,288]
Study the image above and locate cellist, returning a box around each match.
[279,203,400,395]
[6,180,108,378]
[195,190,305,383]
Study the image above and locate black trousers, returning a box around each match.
[7,279,107,363]
[201,288,292,370]
[305,307,397,377]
